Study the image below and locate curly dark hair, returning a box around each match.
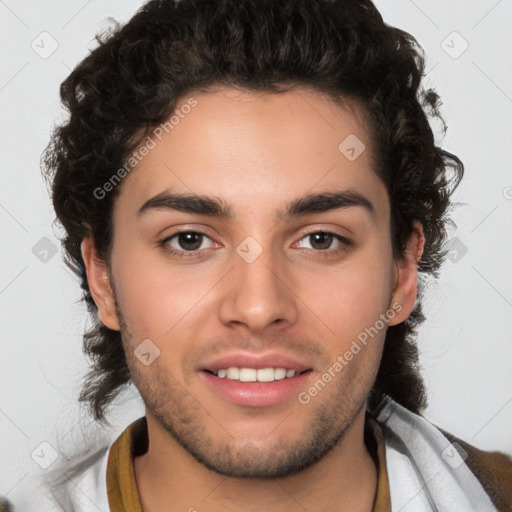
[42,0,463,425]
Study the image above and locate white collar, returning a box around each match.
[375,398,497,511]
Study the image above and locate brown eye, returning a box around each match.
[296,231,352,253]
[160,230,214,258]
[308,232,334,250]
[174,232,204,251]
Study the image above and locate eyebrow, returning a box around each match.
[137,188,375,222]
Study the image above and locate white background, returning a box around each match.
[1,0,511,509]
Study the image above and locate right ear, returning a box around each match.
[80,235,120,331]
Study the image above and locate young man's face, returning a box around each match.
[84,86,419,478]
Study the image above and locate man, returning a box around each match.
[41,0,512,510]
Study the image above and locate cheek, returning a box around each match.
[112,246,218,342]
[301,253,394,340]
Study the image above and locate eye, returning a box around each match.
[159,229,353,259]
[160,230,214,258]
[295,230,352,256]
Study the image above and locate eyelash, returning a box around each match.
[160,229,353,259]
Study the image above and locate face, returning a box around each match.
[85,86,418,478]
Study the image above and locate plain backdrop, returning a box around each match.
[1,0,511,509]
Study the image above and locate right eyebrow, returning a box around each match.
[137,190,232,218]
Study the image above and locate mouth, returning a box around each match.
[199,352,314,407]
[203,367,311,382]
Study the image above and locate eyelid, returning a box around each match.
[161,228,216,249]
[295,227,352,243]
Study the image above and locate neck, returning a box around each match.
[134,408,378,512]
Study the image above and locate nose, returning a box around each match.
[218,239,299,334]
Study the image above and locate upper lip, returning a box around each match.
[200,351,313,373]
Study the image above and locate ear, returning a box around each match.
[81,235,120,331]
[388,220,425,326]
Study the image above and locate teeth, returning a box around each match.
[214,367,297,382]
[226,367,239,380]
[239,368,257,382]
[274,368,287,380]
[258,368,277,382]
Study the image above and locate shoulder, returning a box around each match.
[439,428,512,512]
[372,396,512,511]
[41,444,112,512]
[0,498,14,512]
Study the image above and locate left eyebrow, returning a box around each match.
[277,189,375,222]
[137,188,376,221]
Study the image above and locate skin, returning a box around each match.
[82,86,424,512]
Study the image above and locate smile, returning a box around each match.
[209,367,299,382]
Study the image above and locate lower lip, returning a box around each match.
[199,370,313,407]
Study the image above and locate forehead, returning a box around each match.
[114,86,388,225]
